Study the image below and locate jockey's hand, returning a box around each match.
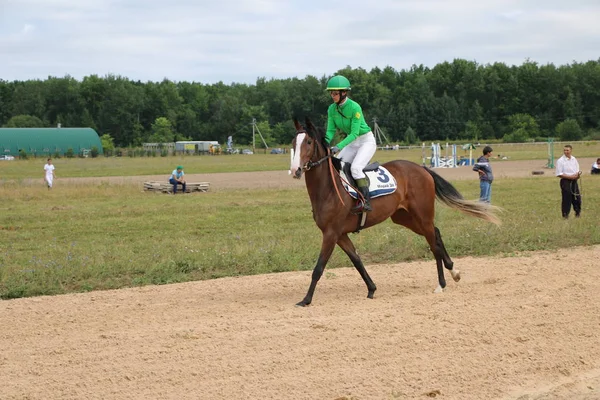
[331,146,340,155]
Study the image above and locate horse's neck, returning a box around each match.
[305,162,340,209]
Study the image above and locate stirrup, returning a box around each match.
[354,185,372,212]
[352,202,363,213]
[352,198,371,212]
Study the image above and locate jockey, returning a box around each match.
[325,75,377,211]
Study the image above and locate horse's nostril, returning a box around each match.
[294,168,302,178]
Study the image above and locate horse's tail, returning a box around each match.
[425,167,501,225]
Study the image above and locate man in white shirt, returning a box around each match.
[591,158,600,175]
[43,158,56,189]
[555,145,581,218]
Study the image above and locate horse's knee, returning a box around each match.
[311,266,325,281]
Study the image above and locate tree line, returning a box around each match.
[1,58,599,148]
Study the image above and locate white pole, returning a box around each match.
[452,144,457,168]
[252,118,256,152]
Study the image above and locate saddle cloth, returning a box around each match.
[339,162,397,199]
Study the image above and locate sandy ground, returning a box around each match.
[3,158,600,400]
[2,247,600,400]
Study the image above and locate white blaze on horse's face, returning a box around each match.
[289,133,306,178]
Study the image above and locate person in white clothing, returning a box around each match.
[555,145,581,218]
[324,75,377,212]
[43,158,56,189]
[591,158,600,175]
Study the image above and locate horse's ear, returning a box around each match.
[304,117,318,137]
[305,117,316,133]
[293,118,302,132]
[305,117,321,141]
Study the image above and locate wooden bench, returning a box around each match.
[143,181,210,193]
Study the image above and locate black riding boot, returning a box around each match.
[355,184,372,212]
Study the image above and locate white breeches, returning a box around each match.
[337,132,377,180]
[45,175,53,188]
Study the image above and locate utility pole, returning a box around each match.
[372,118,389,146]
[251,118,269,152]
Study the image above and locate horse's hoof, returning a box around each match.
[433,285,444,294]
[295,301,310,307]
[451,269,461,282]
[367,292,374,299]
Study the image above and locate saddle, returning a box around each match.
[332,158,397,199]
[338,161,381,189]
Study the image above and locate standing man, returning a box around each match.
[555,144,581,218]
[43,158,56,189]
[473,146,494,203]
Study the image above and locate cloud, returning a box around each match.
[21,24,35,34]
[1,0,599,83]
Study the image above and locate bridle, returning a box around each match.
[304,152,331,171]
[295,129,346,206]
[295,129,331,172]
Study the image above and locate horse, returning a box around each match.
[289,117,500,307]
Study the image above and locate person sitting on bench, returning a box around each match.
[592,158,600,175]
[169,165,187,193]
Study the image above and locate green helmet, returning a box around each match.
[326,75,351,91]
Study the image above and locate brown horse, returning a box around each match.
[290,117,500,307]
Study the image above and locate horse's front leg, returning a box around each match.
[296,232,338,307]
[336,233,376,299]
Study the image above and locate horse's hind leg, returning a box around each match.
[337,233,377,299]
[391,210,446,293]
[435,227,460,282]
[427,231,447,294]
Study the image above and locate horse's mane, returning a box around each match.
[303,117,341,170]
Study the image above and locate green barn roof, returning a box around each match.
[0,127,103,156]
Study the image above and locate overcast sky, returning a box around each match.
[1,0,599,84]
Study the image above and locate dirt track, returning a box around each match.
[2,246,600,399]
[3,158,600,399]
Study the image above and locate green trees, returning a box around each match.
[100,134,115,155]
[4,114,45,127]
[404,127,417,145]
[503,113,540,142]
[556,119,583,141]
[148,117,175,143]
[0,59,599,145]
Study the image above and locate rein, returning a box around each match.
[328,154,346,207]
[304,154,330,170]
[572,176,582,200]
[299,135,345,207]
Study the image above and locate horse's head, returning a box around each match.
[289,117,326,179]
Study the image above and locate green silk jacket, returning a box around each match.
[325,98,371,150]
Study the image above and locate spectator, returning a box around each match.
[43,158,56,189]
[591,158,600,175]
[169,165,187,194]
[473,146,494,203]
[555,144,581,218]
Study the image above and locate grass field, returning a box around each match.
[1,172,598,299]
[1,141,599,180]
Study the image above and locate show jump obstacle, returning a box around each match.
[143,181,210,193]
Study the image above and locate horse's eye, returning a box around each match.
[307,140,312,145]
